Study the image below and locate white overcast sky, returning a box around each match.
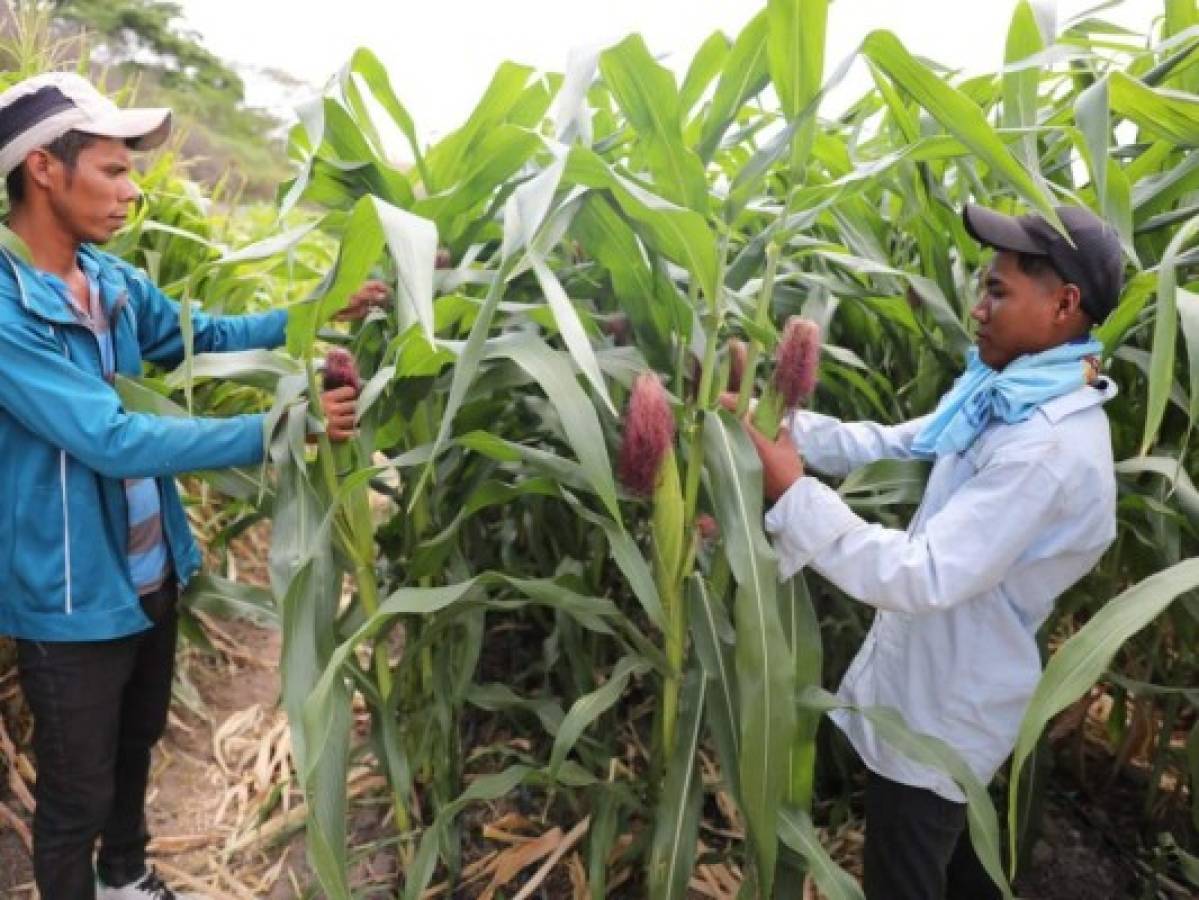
[177,0,1161,147]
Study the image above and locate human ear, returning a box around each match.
[23,149,55,190]
[1055,282,1083,322]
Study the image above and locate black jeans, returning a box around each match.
[864,772,1004,900]
[16,582,178,900]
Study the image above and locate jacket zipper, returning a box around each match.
[60,449,73,614]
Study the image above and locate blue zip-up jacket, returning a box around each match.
[0,237,288,641]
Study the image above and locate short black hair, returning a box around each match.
[1014,251,1060,283]
[1015,251,1095,328]
[4,129,100,206]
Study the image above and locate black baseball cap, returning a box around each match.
[963,204,1124,324]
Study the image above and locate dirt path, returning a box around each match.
[0,617,315,899]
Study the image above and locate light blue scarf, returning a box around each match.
[911,338,1103,458]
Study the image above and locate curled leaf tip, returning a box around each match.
[619,372,675,498]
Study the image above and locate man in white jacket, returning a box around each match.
[736,203,1123,899]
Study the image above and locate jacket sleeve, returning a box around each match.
[0,321,267,479]
[764,444,1065,614]
[789,411,933,478]
[122,264,288,368]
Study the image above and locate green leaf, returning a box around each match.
[1142,212,1199,453]
[780,574,822,809]
[484,333,620,517]
[1115,455,1199,529]
[531,259,616,415]
[687,574,742,799]
[287,195,437,356]
[680,31,730,116]
[566,146,718,301]
[564,491,666,630]
[599,34,709,211]
[698,10,770,161]
[778,808,864,900]
[549,655,652,776]
[424,61,535,191]
[164,348,301,390]
[647,668,706,900]
[798,686,1012,899]
[703,411,795,896]
[414,124,544,236]
[268,444,348,899]
[342,47,429,187]
[182,574,278,628]
[767,0,828,169]
[572,193,675,368]
[1003,1,1047,171]
[1109,70,1199,147]
[502,152,567,262]
[1179,286,1199,455]
[402,766,536,900]
[1008,558,1199,873]
[861,30,1062,231]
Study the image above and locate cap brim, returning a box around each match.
[963,204,1044,254]
[79,107,171,150]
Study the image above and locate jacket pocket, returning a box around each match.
[12,482,67,611]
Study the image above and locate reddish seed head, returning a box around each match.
[726,339,748,393]
[618,373,675,498]
[772,317,821,408]
[600,313,632,346]
[696,513,720,545]
[434,246,453,269]
[323,347,361,393]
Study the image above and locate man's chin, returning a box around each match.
[976,345,1009,371]
[90,223,124,244]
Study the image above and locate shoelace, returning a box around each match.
[135,870,177,900]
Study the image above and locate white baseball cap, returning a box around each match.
[0,72,171,177]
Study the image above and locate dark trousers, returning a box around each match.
[864,772,1004,900]
[16,583,178,900]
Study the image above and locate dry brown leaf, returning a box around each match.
[148,833,217,855]
[0,799,32,852]
[512,817,590,900]
[478,827,563,900]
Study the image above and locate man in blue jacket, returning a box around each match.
[0,72,386,899]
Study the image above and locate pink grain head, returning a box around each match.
[772,316,821,408]
[323,347,362,393]
[619,372,675,498]
[726,339,749,393]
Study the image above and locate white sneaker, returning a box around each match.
[97,867,203,899]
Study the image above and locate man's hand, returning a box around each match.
[718,392,804,503]
[321,385,358,442]
[335,280,390,321]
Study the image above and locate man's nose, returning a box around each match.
[119,178,141,203]
[971,297,989,323]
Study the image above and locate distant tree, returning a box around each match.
[51,0,246,99]
[39,0,291,197]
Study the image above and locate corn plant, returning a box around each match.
[25,0,1196,896]
[226,2,1199,895]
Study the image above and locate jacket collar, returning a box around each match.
[0,224,125,325]
[1039,376,1118,424]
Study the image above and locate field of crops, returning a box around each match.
[2,1,1199,898]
